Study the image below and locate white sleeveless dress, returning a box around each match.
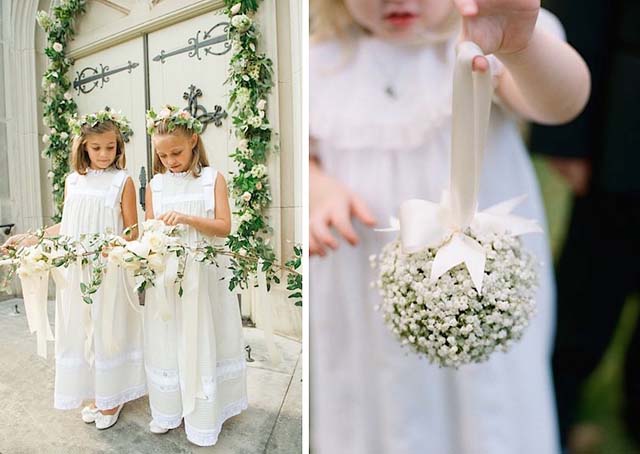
[144,167,247,447]
[310,13,564,454]
[55,168,146,411]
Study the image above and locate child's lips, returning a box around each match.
[384,12,419,28]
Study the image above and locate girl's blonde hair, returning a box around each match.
[70,120,126,174]
[151,122,209,177]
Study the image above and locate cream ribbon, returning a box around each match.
[19,269,63,358]
[179,257,203,418]
[381,42,541,293]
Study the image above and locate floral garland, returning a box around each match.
[36,0,87,223]
[0,220,302,306]
[223,0,287,292]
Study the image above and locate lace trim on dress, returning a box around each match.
[56,349,144,370]
[184,397,249,447]
[54,393,91,410]
[217,357,247,382]
[166,171,190,178]
[86,168,109,175]
[150,405,183,429]
[95,383,147,410]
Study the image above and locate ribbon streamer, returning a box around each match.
[382,42,541,293]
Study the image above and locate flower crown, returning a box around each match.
[146,105,203,135]
[68,109,133,141]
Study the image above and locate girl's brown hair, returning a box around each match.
[151,122,209,177]
[70,120,126,174]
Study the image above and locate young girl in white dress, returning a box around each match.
[310,1,590,453]
[143,106,247,446]
[3,111,145,429]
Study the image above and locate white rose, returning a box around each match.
[241,191,252,202]
[146,253,165,272]
[256,99,267,111]
[126,240,150,259]
[231,14,252,33]
[142,219,166,233]
[108,246,126,265]
[159,108,171,118]
[42,134,50,143]
[52,42,63,53]
[60,132,68,140]
[230,3,241,15]
[144,231,167,253]
[255,181,263,190]
[121,252,140,271]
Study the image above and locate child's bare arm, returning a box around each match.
[454,0,590,124]
[121,177,139,240]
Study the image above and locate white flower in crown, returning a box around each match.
[146,105,203,135]
[42,134,50,143]
[60,132,68,140]
[256,99,267,111]
[52,42,63,53]
[241,191,252,202]
[256,181,263,190]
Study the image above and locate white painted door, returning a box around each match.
[71,37,147,221]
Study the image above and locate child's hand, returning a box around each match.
[310,166,376,257]
[158,211,191,227]
[454,0,540,71]
[1,233,37,252]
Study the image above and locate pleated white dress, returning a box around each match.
[55,168,146,411]
[310,13,564,454]
[144,167,247,447]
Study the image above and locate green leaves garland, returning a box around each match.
[223,0,284,292]
[36,0,87,222]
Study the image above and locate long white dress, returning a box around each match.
[55,168,147,411]
[310,15,563,454]
[144,167,247,447]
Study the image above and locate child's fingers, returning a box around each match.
[351,195,376,227]
[472,55,489,73]
[331,212,359,246]
[453,0,478,16]
[310,218,339,250]
[309,233,326,257]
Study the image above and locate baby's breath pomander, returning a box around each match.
[374,230,537,368]
[69,109,133,140]
[146,105,203,135]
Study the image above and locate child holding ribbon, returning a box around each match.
[310,0,590,453]
[3,111,145,429]
[143,105,247,446]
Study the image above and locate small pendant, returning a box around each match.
[384,85,397,99]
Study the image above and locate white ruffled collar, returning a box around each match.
[310,37,457,151]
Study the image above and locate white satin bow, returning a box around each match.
[379,42,542,294]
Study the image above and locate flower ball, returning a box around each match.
[375,231,537,367]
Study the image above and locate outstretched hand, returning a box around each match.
[453,0,540,72]
[310,168,376,257]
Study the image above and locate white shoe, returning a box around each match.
[149,420,169,434]
[95,405,123,430]
[81,405,100,423]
